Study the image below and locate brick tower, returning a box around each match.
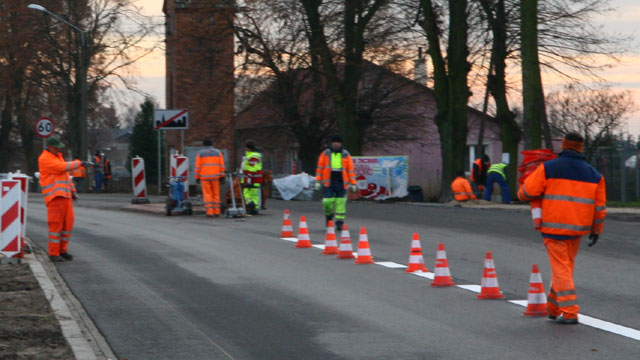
[163,0,235,158]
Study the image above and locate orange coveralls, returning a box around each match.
[38,150,82,256]
[518,151,606,319]
[451,177,477,201]
[195,147,225,215]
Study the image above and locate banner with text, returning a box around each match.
[353,156,409,200]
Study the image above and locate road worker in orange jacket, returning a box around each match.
[314,135,357,230]
[38,137,89,262]
[451,170,477,202]
[470,155,490,197]
[518,132,606,324]
[69,156,86,192]
[195,137,225,217]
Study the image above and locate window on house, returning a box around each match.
[466,145,489,172]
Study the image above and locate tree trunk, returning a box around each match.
[0,94,14,172]
[521,0,546,150]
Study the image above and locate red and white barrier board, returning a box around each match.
[131,156,150,204]
[1,180,22,258]
[9,173,30,257]
[171,154,189,199]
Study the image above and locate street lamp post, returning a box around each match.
[28,4,89,192]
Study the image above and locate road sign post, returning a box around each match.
[154,110,189,194]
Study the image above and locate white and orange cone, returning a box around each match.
[523,264,548,316]
[354,227,374,264]
[337,224,355,259]
[406,233,429,273]
[530,200,542,230]
[322,220,339,255]
[477,252,505,299]
[295,216,312,248]
[281,209,295,238]
[431,243,455,287]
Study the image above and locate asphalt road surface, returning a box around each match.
[26,194,640,359]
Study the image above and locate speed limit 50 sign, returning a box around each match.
[35,117,55,138]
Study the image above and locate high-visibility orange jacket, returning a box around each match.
[451,177,477,201]
[195,147,225,180]
[315,149,356,188]
[70,159,86,178]
[470,158,486,184]
[518,150,606,238]
[38,150,81,205]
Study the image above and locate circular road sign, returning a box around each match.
[35,117,55,138]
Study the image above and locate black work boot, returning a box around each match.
[335,220,344,231]
[555,314,578,325]
[325,215,333,226]
[49,255,65,263]
[60,252,74,261]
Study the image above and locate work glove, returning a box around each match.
[80,161,92,168]
[314,182,322,191]
[72,192,78,201]
[350,184,358,193]
[587,233,599,247]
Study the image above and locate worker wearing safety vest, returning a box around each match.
[195,137,225,217]
[103,155,112,191]
[38,137,88,262]
[470,155,490,198]
[484,162,510,204]
[518,132,606,325]
[93,151,104,192]
[451,171,477,202]
[69,156,86,193]
[241,140,263,215]
[314,135,357,230]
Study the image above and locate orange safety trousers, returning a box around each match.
[47,197,74,256]
[544,237,581,318]
[202,180,221,215]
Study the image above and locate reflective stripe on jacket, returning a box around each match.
[39,150,80,205]
[518,151,606,237]
[315,149,356,188]
[487,163,507,180]
[451,177,477,201]
[242,151,263,185]
[195,147,225,180]
[70,159,86,178]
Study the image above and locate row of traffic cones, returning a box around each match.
[281,209,549,316]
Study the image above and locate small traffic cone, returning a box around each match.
[523,264,549,316]
[431,243,455,287]
[530,200,542,230]
[477,252,505,299]
[354,227,375,264]
[406,233,428,273]
[337,224,355,259]
[281,209,295,238]
[295,216,312,248]
[322,220,339,255]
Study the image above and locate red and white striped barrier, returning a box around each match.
[9,172,30,257]
[1,180,22,259]
[131,156,150,204]
[171,153,189,199]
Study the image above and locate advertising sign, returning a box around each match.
[353,156,409,200]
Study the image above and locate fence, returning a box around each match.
[591,145,640,203]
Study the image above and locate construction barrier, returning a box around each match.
[0,180,22,259]
[131,156,150,204]
[171,153,189,200]
[9,172,31,257]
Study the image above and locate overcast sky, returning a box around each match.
[131,0,640,134]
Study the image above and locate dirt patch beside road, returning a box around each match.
[0,263,73,360]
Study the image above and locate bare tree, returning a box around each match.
[547,84,637,161]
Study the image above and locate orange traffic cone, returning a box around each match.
[406,233,429,273]
[431,243,455,287]
[322,220,339,255]
[337,224,355,259]
[523,264,549,316]
[295,216,312,248]
[281,209,295,238]
[354,227,375,264]
[477,252,505,299]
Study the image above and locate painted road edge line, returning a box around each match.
[280,235,640,342]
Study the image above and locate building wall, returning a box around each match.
[164,0,235,166]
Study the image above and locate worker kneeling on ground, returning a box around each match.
[518,132,606,325]
[484,162,510,204]
[38,136,90,262]
[242,140,262,215]
[451,170,477,202]
[314,135,357,230]
[195,137,225,217]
